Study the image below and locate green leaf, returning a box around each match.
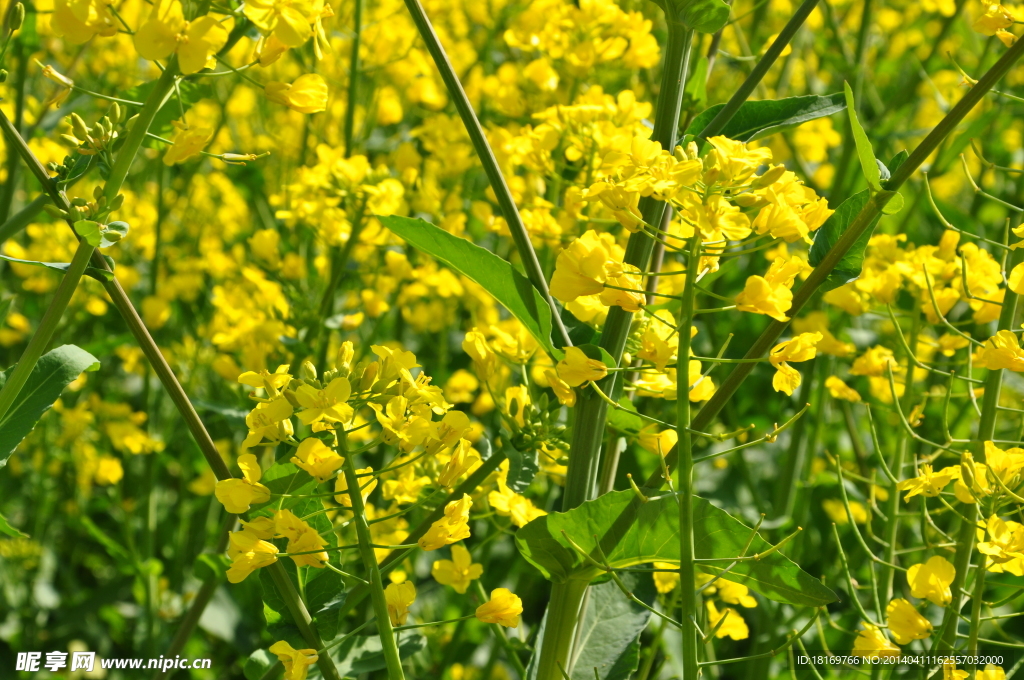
[305,569,344,642]
[569,573,654,680]
[380,215,556,355]
[844,82,881,192]
[880,190,904,215]
[57,153,93,188]
[243,649,276,680]
[0,297,12,326]
[684,56,709,110]
[0,254,114,282]
[808,190,881,292]
[0,511,27,538]
[74,220,103,247]
[686,93,846,142]
[515,490,837,606]
[193,553,229,582]
[0,344,100,465]
[330,633,426,676]
[505,442,540,493]
[883,150,910,188]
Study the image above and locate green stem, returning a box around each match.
[676,233,701,680]
[399,0,571,349]
[341,446,406,680]
[0,238,94,420]
[343,0,361,157]
[648,32,1024,488]
[533,579,590,680]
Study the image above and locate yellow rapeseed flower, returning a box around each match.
[476,588,522,627]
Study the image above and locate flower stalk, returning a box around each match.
[341,442,407,680]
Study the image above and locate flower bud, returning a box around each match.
[10,3,24,31]
[43,204,69,220]
[70,113,90,141]
[960,452,976,491]
[109,194,124,211]
[71,196,88,207]
[300,360,317,381]
[110,102,121,124]
[751,164,787,188]
[0,69,7,83]
[60,134,82,147]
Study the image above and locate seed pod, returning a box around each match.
[10,3,24,31]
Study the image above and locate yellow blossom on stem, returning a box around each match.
[886,598,932,644]
[907,555,955,606]
[705,601,749,640]
[163,120,214,166]
[226,528,279,583]
[52,0,117,44]
[896,464,957,501]
[269,640,318,680]
[549,230,619,302]
[825,375,861,402]
[384,580,416,626]
[652,561,679,593]
[265,74,329,114]
[438,439,481,488]
[852,623,900,658]
[476,587,522,627]
[215,453,271,513]
[419,494,472,550]
[290,437,343,482]
[974,331,1024,371]
[294,376,353,425]
[543,369,576,407]
[555,346,608,387]
[431,544,484,594]
[977,515,1024,564]
[134,0,229,75]
[735,258,804,322]
[769,332,821,395]
[241,396,294,450]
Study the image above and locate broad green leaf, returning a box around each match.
[330,633,426,676]
[0,511,27,538]
[844,82,881,192]
[380,215,556,355]
[880,190,904,215]
[883,150,910,187]
[243,649,275,680]
[515,490,837,606]
[686,93,846,142]
[684,56,709,110]
[808,190,880,292]
[607,397,642,435]
[306,569,344,641]
[56,153,93,188]
[0,253,114,282]
[569,573,654,680]
[74,220,103,247]
[0,345,100,465]
[194,553,229,582]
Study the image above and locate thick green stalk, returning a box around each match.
[648,32,1024,488]
[342,451,406,680]
[0,238,94,419]
[343,0,361,158]
[532,21,692,680]
[696,0,821,139]
[400,0,571,349]
[676,233,701,680]
[936,245,1024,651]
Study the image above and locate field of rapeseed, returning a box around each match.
[2,0,1024,677]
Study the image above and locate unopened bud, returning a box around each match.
[300,360,317,381]
[71,196,88,207]
[960,452,976,490]
[60,134,82,147]
[10,3,24,31]
[110,103,122,124]
[102,226,122,243]
[752,164,787,188]
[109,194,125,211]
[70,113,90,141]
[93,185,104,200]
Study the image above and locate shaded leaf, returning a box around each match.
[306,569,344,642]
[569,572,654,680]
[0,511,27,538]
[380,215,556,356]
[687,93,846,142]
[330,632,426,676]
[515,489,836,606]
[505,442,540,493]
[243,649,275,680]
[662,0,731,32]
[0,345,100,465]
